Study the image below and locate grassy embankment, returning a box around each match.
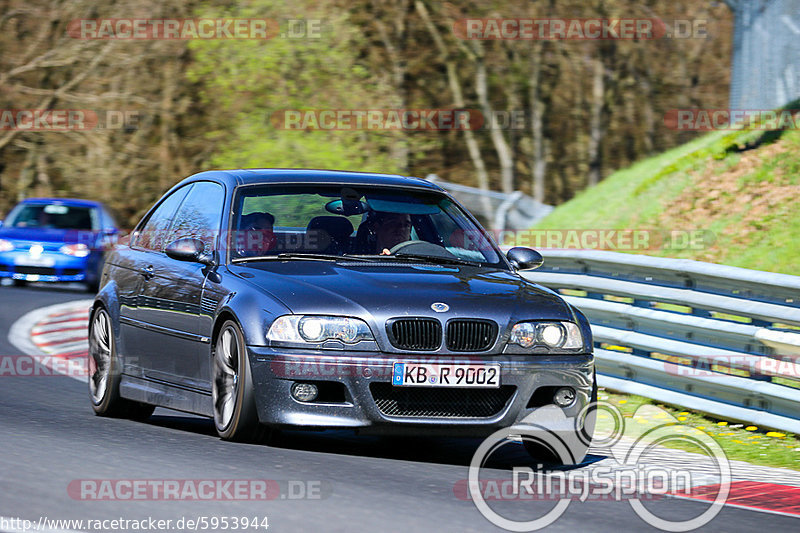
[535,108,800,469]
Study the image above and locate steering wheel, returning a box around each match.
[388,240,457,259]
[388,240,429,254]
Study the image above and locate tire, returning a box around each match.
[89,307,155,419]
[212,320,263,442]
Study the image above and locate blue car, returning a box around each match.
[0,198,119,292]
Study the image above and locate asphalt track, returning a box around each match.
[0,284,797,532]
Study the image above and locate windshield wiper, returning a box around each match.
[349,253,482,267]
[233,253,371,263]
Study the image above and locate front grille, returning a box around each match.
[370,382,515,418]
[63,268,82,276]
[15,266,56,275]
[446,320,498,352]
[387,318,442,351]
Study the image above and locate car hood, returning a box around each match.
[228,260,574,325]
[0,227,93,247]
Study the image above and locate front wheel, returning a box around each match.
[212,320,263,441]
[89,307,154,419]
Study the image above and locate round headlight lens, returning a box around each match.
[510,322,536,348]
[298,317,325,341]
[540,323,565,347]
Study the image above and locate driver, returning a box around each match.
[237,211,277,257]
[370,212,412,255]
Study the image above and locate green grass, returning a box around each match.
[536,129,729,232]
[541,110,800,466]
[597,390,800,470]
[534,105,800,275]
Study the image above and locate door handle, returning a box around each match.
[141,265,155,279]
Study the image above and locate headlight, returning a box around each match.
[60,243,90,257]
[267,315,374,345]
[0,239,14,252]
[509,321,583,351]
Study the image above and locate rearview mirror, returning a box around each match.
[165,238,214,266]
[506,247,543,271]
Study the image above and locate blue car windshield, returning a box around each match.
[5,204,97,231]
[230,184,504,267]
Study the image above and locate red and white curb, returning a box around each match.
[7,299,92,381]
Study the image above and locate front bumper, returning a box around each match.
[248,347,594,437]
[0,252,89,282]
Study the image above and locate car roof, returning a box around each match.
[19,197,104,208]
[175,168,444,192]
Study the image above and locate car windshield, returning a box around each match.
[229,184,505,267]
[4,203,97,230]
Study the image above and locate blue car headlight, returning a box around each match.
[508,321,583,351]
[60,243,90,257]
[267,315,374,345]
[0,239,14,252]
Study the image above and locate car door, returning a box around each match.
[136,181,225,390]
[118,185,191,374]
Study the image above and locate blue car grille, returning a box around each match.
[15,266,58,276]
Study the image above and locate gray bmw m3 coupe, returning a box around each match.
[89,169,596,463]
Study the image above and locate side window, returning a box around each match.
[133,186,192,252]
[166,181,225,253]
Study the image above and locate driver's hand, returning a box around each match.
[381,248,391,255]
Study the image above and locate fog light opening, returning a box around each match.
[553,387,576,407]
[291,382,319,402]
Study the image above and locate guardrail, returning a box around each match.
[519,249,800,434]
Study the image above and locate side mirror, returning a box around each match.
[165,238,214,266]
[506,247,543,271]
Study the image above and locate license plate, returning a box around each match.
[15,256,55,267]
[392,362,500,388]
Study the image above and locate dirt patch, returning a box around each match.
[656,139,800,263]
